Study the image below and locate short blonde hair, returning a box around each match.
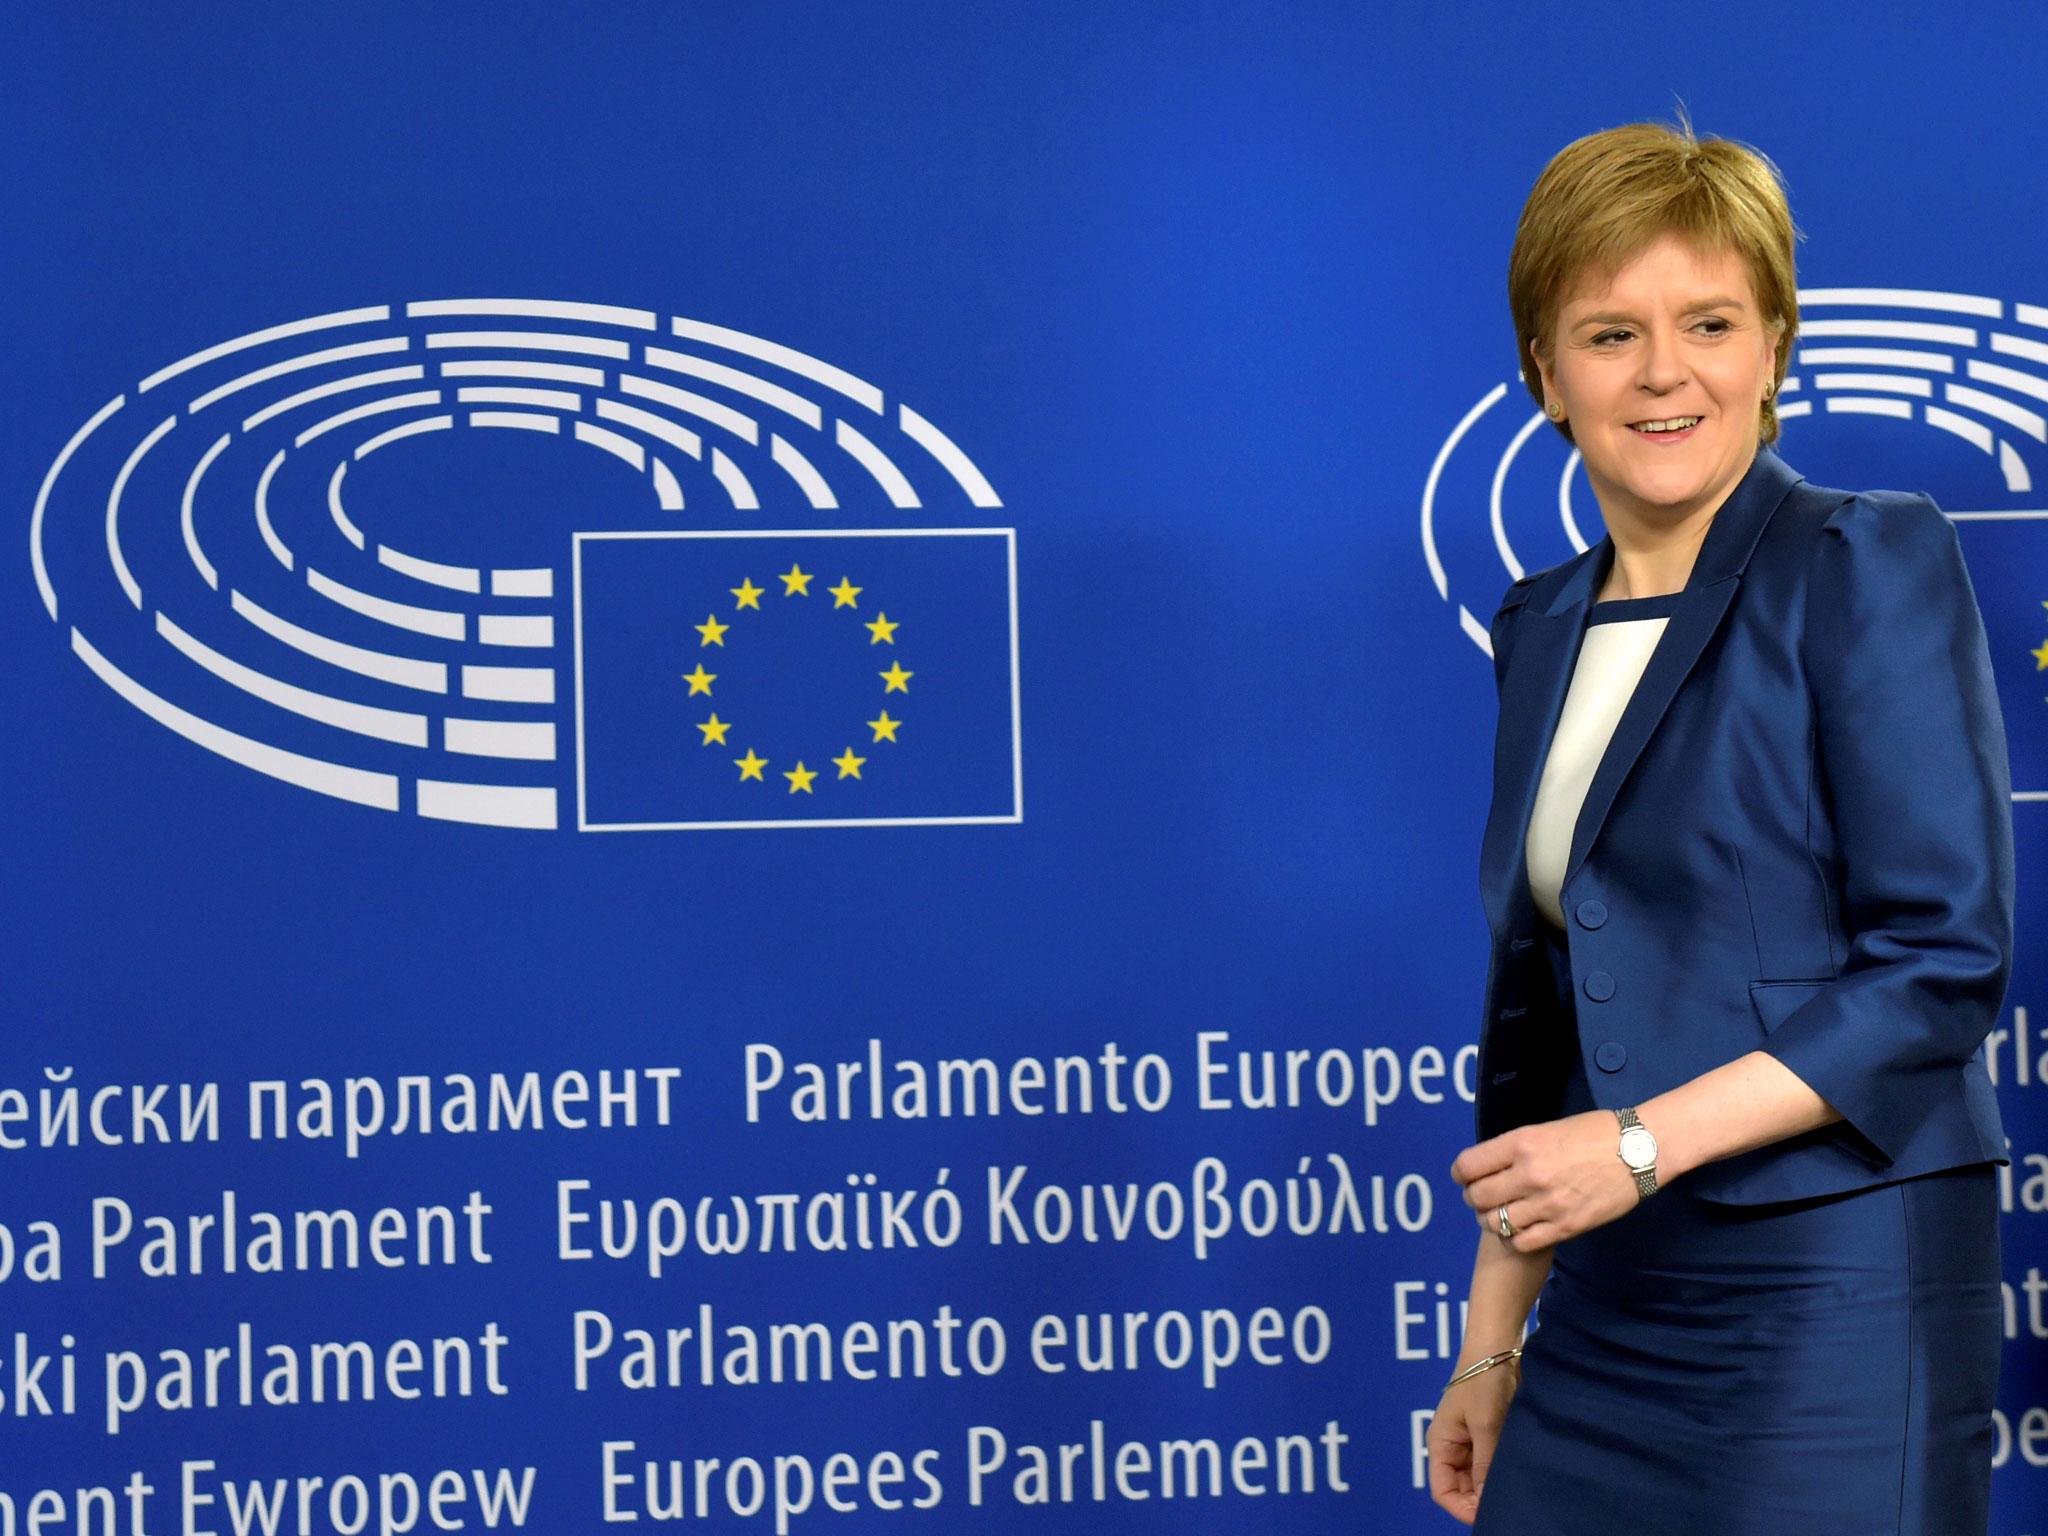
[1509,119,1799,444]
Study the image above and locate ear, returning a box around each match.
[1527,336,1559,414]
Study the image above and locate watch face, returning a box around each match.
[1619,1126,1657,1169]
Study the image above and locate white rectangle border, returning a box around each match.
[574,527,1023,831]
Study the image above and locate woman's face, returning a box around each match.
[1531,232,1779,532]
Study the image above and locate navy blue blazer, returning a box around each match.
[1476,446,2015,1205]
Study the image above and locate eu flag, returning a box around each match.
[573,529,1019,829]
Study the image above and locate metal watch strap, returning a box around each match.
[1615,1105,1659,1197]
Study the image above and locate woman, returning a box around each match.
[1427,121,2015,1534]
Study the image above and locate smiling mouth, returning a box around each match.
[1629,416,1702,435]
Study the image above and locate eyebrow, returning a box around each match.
[1572,296,1746,327]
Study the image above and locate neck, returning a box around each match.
[1596,512,1714,601]
[1588,449,1757,600]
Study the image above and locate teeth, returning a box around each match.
[1632,417,1700,433]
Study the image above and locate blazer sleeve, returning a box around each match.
[1757,491,2016,1167]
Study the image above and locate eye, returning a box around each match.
[1590,328,1633,346]
[1693,317,1732,336]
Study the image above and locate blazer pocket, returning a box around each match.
[1748,979,1832,1033]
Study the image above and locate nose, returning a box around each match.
[1637,322,1687,395]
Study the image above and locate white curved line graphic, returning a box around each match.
[469,411,559,433]
[415,780,557,830]
[243,366,425,432]
[73,628,399,810]
[771,434,837,509]
[1944,384,2048,442]
[462,664,554,702]
[109,413,179,609]
[670,316,882,413]
[1490,409,1548,582]
[712,447,758,510]
[1556,450,1591,552]
[190,338,411,414]
[1802,319,1977,346]
[1999,441,2033,493]
[594,398,703,458]
[836,420,920,508]
[379,545,481,593]
[182,432,231,591]
[899,405,1001,508]
[644,345,823,428]
[490,570,552,599]
[425,330,628,360]
[140,307,388,393]
[1924,405,1993,453]
[254,449,294,571]
[306,567,466,640]
[31,393,125,621]
[295,391,442,448]
[444,718,556,761]
[232,590,447,693]
[1825,397,1914,419]
[651,457,684,512]
[1810,372,1932,397]
[1968,359,2048,405]
[408,299,656,331]
[440,358,606,387]
[1798,346,1953,373]
[1798,287,2000,317]
[455,386,581,412]
[1418,382,1505,601]
[573,421,645,471]
[156,611,429,748]
[357,415,453,459]
[618,373,757,444]
[327,461,365,550]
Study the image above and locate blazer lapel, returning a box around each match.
[1483,448,1805,924]
[1481,596,1591,931]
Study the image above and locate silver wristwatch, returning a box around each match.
[1614,1106,1659,1198]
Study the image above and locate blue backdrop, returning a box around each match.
[5,4,2045,1531]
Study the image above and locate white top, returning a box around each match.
[1526,596,1678,928]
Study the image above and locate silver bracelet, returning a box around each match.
[1441,1347,1523,1395]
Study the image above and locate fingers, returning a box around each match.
[1449,1135,1514,1188]
[1471,1201,1561,1254]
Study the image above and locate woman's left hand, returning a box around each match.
[1451,1111,1646,1253]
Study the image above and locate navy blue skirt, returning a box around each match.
[1474,928,2002,1536]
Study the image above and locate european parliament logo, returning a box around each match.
[29,297,1021,831]
[575,528,1020,830]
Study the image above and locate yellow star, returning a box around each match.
[695,613,730,647]
[2032,637,2048,669]
[833,747,867,779]
[864,612,899,645]
[829,577,863,608]
[730,578,764,610]
[735,749,768,781]
[868,710,902,743]
[697,713,731,745]
[682,663,717,696]
[879,660,913,693]
[784,760,817,794]
[779,563,814,597]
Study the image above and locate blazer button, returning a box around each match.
[1595,1041,1627,1072]
[1583,970,1615,1002]
[1575,899,1607,930]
